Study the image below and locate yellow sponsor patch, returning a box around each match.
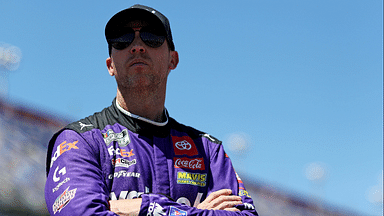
[177,172,207,187]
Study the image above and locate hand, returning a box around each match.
[197,189,242,212]
[109,198,142,216]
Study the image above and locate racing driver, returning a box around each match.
[45,4,258,216]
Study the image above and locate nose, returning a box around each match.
[130,31,146,54]
[130,44,146,54]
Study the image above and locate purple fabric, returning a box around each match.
[45,103,257,215]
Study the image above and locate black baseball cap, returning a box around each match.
[105,4,175,51]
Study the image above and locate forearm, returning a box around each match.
[139,193,257,216]
[109,199,142,216]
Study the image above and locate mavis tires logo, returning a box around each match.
[174,157,205,170]
[103,129,130,147]
[177,172,207,187]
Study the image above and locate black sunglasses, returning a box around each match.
[108,26,166,50]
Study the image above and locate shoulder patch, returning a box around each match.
[200,133,222,145]
[65,119,95,133]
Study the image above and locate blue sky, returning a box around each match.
[1,0,383,215]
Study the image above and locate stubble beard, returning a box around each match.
[116,68,164,99]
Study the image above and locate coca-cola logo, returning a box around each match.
[174,157,205,170]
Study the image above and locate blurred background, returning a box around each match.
[0,0,382,215]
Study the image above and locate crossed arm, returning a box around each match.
[45,130,257,215]
[109,189,242,215]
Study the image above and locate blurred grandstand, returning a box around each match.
[0,98,365,215]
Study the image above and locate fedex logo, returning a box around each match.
[50,141,79,168]
[172,136,198,156]
[108,146,134,158]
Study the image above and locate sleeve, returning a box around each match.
[137,142,258,216]
[45,129,117,216]
[207,143,257,214]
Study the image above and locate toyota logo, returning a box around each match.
[175,140,192,150]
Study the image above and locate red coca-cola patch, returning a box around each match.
[174,157,205,170]
[172,136,198,156]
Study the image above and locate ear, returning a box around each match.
[169,51,179,70]
[106,57,115,76]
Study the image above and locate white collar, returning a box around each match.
[115,101,168,127]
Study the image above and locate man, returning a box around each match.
[45,4,258,216]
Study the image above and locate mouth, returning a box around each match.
[129,59,148,67]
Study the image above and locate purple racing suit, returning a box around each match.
[45,99,258,215]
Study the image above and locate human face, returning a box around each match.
[106,20,178,93]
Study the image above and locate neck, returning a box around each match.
[116,87,166,122]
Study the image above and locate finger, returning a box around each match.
[197,195,241,210]
[214,200,242,210]
[204,189,232,203]
[209,195,242,208]
[223,208,240,212]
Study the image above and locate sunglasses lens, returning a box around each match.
[109,27,166,50]
[140,32,165,48]
[110,33,135,50]
[111,42,130,50]
[140,26,166,48]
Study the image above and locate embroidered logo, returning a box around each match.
[112,158,137,168]
[177,172,207,187]
[52,177,70,193]
[53,166,67,182]
[239,188,251,198]
[174,157,205,170]
[147,202,166,216]
[52,186,77,214]
[169,206,187,216]
[108,170,140,179]
[79,122,93,130]
[172,136,198,156]
[50,141,79,168]
[108,146,134,157]
[102,129,130,147]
